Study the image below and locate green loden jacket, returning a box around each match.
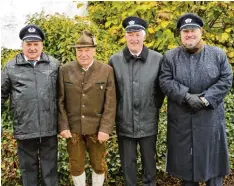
[58,60,116,135]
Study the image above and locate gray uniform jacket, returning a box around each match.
[159,45,233,181]
[109,46,164,138]
[1,53,60,140]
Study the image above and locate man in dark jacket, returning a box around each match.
[159,13,233,186]
[58,30,116,186]
[109,16,164,186]
[1,24,59,185]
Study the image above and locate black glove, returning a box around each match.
[184,93,206,112]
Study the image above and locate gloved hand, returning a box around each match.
[184,93,206,112]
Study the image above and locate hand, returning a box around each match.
[184,93,205,112]
[98,131,109,143]
[60,130,72,138]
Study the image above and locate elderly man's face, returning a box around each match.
[76,47,96,68]
[180,28,202,49]
[22,41,43,60]
[125,30,145,54]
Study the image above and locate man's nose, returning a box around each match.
[187,31,193,37]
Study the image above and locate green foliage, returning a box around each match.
[1,131,21,186]
[25,12,119,64]
[88,1,234,69]
[225,89,234,169]
[1,48,20,69]
[1,2,234,185]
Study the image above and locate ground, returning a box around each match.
[156,170,234,186]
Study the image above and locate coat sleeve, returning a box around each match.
[159,55,189,105]
[155,58,165,108]
[99,67,116,134]
[1,66,11,111]
[58,66,70,132]
[203,54,233,109]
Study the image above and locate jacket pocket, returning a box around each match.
[95,82,106,90]
[65,81,73,85]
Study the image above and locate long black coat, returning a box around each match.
[159,45,233,181]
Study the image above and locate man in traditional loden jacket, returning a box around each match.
[159,13,233,186]
[58,30,116,186]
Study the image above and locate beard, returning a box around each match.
[183,39,200,49]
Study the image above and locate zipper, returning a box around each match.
[33,65,41,142]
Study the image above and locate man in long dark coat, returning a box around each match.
[159,13,233,186]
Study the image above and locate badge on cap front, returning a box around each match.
[129,20,135,26]
[28,27,36,33]
[185,18,192,23]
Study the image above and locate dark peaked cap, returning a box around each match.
[72,30,97,48]
[177,13,204,30]
[122,16,147,32]
[19,24,45,41]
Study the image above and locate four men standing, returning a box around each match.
[1,13,233,186]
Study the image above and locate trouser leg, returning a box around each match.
[67,134,86,186]
[118,136,138,186]
[86,134,106,186]
[39,136,58,186]
[67,133,86,176]
[206,175,223,186]
[139,135,157,186]
[17,138,39,186]
[182,180,199,186]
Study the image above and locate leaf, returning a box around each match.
[148,27,155,34]
[221,33,229,42]
[228,51,234,58]
[160,20,169,28]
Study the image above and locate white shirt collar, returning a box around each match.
[82,60,94,71]
[24,56,40,62]
[129,48,143,57]
[24,56,40,66]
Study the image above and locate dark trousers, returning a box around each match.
[118,135,157,186]
[17,135,58,186]
[182,175,223,186]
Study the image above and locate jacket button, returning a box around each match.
[82,94,85,96]
[81,83,84,85]
[82,115,85,118]
[82,72,84,75]
[82,105,85,107]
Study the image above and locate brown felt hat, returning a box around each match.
[72,30,97,48]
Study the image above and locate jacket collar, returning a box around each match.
[76,60,96,74]
[16,52,50,65]
[123,45,149,62]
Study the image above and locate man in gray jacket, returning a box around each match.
[159,13,233,186]
[109,16,164,186]
[1,24,59,186]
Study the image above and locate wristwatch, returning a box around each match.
[200,97,209,106]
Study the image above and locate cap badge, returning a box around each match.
[185,18,192,23]
[28,27,36,33]
[128,20,135,26]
